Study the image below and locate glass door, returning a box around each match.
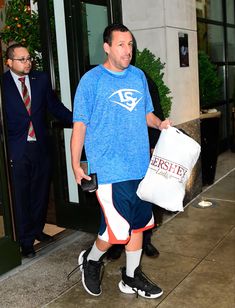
[0,85,21,276]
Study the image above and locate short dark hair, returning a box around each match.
[103,23,131,45]
[5,43,27,60]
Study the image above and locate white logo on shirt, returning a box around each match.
[109,89,142,112]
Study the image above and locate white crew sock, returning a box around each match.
[87,242,106,261]
[125,249,142,278]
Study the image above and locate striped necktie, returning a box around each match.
[18,77,35,138]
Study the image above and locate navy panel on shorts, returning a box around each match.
[97,179,154,244]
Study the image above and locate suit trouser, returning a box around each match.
[11,142,51,247]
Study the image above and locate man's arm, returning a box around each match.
[70,121,91,185]
[146,112,171,130]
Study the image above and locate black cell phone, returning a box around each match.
[81,173,98,192]
[80,161,98,192]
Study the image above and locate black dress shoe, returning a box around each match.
[106,244,124,260]
[21,246,36,258]
[143,243,160,258]
[36,232,53,242]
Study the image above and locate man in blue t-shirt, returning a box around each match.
[71,23,171,299]
[106,73,165,260]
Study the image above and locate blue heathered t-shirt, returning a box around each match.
[73,64,154,184]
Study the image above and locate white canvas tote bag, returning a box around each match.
[137,126,201,212]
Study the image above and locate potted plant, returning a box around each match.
[198,50,223,185]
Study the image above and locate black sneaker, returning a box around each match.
[118,266,163,299]
[78,249,104,296]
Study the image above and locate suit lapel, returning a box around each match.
[5,71,28,114]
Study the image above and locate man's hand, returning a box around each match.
[73,165,91,185]
[159,118,172,130]
[146,113,172,130]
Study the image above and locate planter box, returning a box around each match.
[200,111,221,185]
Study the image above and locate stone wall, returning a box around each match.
[176,119,202,204]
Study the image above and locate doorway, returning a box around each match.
[38,0,123,233]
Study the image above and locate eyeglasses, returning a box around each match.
[11,57,33,63]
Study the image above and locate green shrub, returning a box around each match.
[135,48,172,118]
[198,50,222,109]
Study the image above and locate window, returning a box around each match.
[226,0,235,24]
[218,65,226,100]
[64,0,122,95]
[78,0,122,72]
[196,0,223,21]
[81,2,108,66]
[228,65,235,99]
[227,27,235,61]
[208,24,225,62]
[196,0,235,150]
[197,22,225,62]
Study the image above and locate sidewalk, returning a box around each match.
[0,153,235,308]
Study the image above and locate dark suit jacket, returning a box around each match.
[146,74,165,149]
[2,70,72,161]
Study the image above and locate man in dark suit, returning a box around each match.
[2,43,72,258]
